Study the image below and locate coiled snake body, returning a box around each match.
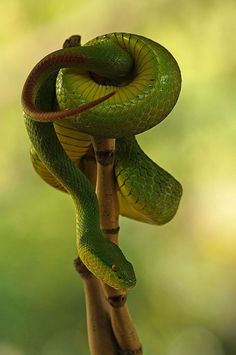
[22,33,182,290]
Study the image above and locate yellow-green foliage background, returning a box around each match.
[1,1,236,354]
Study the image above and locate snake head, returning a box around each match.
[99,240,136,290]
[80,237,136,291]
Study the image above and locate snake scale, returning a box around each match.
[22,32,182,291]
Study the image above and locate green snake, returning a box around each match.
[22,32,182,291]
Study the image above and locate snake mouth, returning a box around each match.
[103,269,136,291]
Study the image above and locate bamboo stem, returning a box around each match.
[92,136,143,354]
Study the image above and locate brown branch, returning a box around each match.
[92,136,143,355]
[74,258,119,355]
[76,152,119,355]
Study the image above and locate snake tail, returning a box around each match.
[21,40,134,122]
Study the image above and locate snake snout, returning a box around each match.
[111,258,136,290]
[96,240,136,290]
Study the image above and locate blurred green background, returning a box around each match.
[1,0,236,354]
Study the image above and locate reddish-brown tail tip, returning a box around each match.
[23,91,116,122]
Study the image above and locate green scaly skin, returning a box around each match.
[25,119,135,290]
[22,32,182,291]
[115,137,182,225]
[56,33,181,137]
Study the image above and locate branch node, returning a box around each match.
[118,346,143,354]
[108,294,127,308]
[95,150,115,165]
[73,257,93,279]
[63,34,81,48]
[102,226,120,235]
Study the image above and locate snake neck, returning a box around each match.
[73,196,101,240]
[24,117,100,239]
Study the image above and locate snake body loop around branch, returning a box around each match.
[22,32,182,290]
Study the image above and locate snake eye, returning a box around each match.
[112,264,118,272]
